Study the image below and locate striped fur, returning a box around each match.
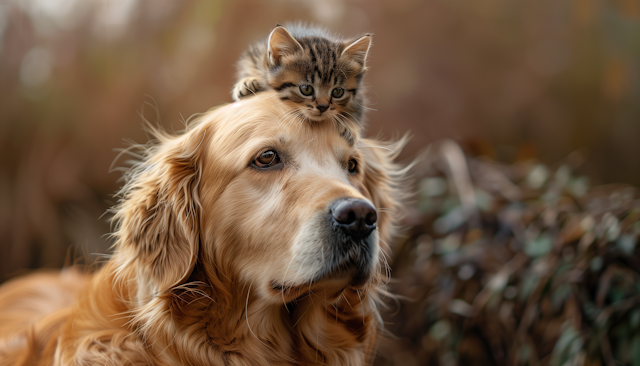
[233,24,371,132]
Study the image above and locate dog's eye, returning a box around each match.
[348,159,358,174]
[254,150,279,168]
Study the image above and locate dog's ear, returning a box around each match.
[112,126,207,294]
[359,137,408,244]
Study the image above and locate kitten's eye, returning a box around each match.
[348,159,358,174]
[254,150,280,168]
[299,85,314,96]
[332,88,345,98]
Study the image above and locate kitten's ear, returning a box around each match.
[268,26,303,65]
[342,34,372,67]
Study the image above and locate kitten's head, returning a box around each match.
[265,25,371,124]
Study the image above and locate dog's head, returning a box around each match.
[112,90,404,309]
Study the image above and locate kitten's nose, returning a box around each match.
[317,104,329,113]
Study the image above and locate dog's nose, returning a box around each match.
[317,104,329,113]
[331,198,377,239]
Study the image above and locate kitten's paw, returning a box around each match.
[232,78,263,101]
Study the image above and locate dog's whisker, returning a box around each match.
[245,283,295,362]
[291,305,312,328]
[331,301,339,324]
[245,282,264,346]
[342,291,355,311]
[292,255,310,290]
[356,289,366,325]
[378,238,394,285]
[375,208,395,213]
[281,255,297,311]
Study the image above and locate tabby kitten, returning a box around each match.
[233,24,372,127]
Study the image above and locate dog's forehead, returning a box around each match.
[213,97,356,159]
[279,123,352,156]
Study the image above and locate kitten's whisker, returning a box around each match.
[277,113,292,127]
[332,114,349,131]
[277,110,299,126]
[270,101,288,110]
[351,100,378,111]
[277,110,295,122]
[287,111,303,129]
[340,111,364,129]
[330,115,342,131]
[277,108,297,119]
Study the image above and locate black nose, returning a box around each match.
[317,104,329,113]
[330,198,377,239]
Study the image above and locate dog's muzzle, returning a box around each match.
[270,198,379,298]
[323,197,378,286]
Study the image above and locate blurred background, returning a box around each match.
[1,0,639,365]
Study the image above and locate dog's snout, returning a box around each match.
[331,198,377,239]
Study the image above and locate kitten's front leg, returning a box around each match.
[232,77,263,101]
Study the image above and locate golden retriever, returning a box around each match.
[0,90,405,366]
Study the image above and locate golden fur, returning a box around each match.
[0,91,405,365]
